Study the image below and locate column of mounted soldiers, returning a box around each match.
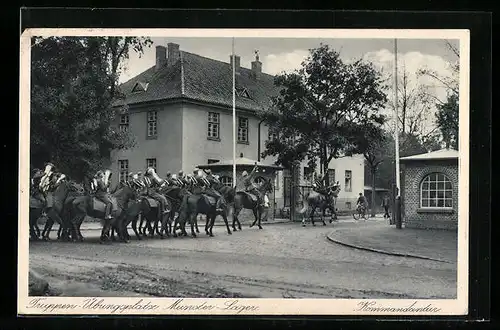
[29,161,271,241]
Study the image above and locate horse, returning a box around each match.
[39,175,80,241]
[161,185,193,236]
[175,185,232,238]
[233,178,274,230]
[29,169,46,240]
[135,195,172,239]
[297,186,340,227]
[69,173,140,243]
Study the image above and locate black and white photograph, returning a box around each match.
[19,28,469,315]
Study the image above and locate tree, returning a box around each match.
[260,44,388,186]
[31,36,153,181]
[435,93,459,149]
[349,123,389,217]
[418,40,459,150]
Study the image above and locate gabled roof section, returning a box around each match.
[114,50,282,112]
[400,148,459,162]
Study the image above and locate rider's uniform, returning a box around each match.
[144,170,169,215]
[94,171,113,219]
[242,166,264,206]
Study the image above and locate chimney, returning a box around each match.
[167,43,180,66]
[230,55,241,74]
[155,45,167,70]
[251,50,262,79]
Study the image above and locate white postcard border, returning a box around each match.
[18,28,470,316]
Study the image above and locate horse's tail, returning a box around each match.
[297,193,309,214]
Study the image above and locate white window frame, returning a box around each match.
[146,158,157,170]
[220,176,233,187]
[344,170,352,192]
[119,114,129,133]
[147,111,157,137]
[207,112,220,140]
[420,172,453,209]
[118,160,129,183]
[237,117,249,143]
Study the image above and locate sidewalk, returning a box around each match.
[326,220,457,264]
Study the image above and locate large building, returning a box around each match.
[110,42,364,212]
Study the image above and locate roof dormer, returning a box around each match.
[132,81,149,93]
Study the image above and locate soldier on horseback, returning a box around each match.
[93,170,113,220]
[312,173,327,196]
[241,165,265,207]
[144,167,170,216]
[203,169,225,212]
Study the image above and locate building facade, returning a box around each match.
[110,42,364,214]
[400,149,459,230]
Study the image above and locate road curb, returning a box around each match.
[326,231,453,264]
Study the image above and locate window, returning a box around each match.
[119,114,129,133]
[236,87,251,99]
[344,170,352,192]
[118,160,129,183]
[237,117,249,143]
[146,158,157,170]
[147,111,157,138]
[207,112,220,140]
[420,173,453,208]
[207,159,219,164]
[303,166,313,183]
[220,176,233,187]
[327,169,336,185]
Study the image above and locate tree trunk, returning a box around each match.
[371,167,377,217]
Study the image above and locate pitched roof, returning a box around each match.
[115,51,281,112]
[400,148,459,161]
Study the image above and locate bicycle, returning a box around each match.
[353,204,369,220]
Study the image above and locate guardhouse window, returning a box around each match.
[420,173,453,208]
[220,176,233,187]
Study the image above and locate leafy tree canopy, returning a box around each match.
[259,44,388,184]
[30,36,152,181]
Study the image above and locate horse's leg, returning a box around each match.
[258,207,263,230]
[250,206,258,228]
[310,205,316,226]
[190,213,197,237]
[321,207,327,226]
[222,211,232,235]
[41,212,54,240]
[231,205,239,231]
[131,215,142,240]
[205,214,210,235]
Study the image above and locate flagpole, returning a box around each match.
[232,37,237,189]
[393,38,400,196]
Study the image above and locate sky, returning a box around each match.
[119,37,460,134]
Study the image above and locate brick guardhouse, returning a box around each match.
[400,148,459,230]
[197,154,283,222]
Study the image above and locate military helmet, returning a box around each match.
[242,170,248,177]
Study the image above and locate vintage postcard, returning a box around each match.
[19,28,470,316]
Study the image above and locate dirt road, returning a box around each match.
[29,221,457,299]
